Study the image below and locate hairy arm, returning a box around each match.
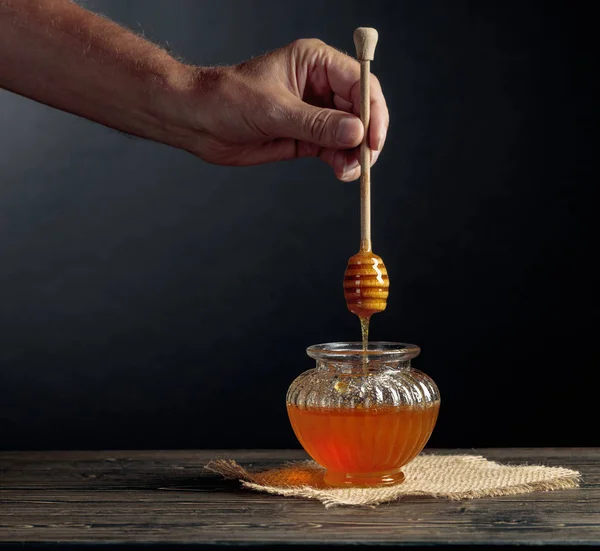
[0,0,388,180]
[0,0,196,148]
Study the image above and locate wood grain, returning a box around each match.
[0,449,598,546]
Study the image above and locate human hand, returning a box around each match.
[179,39,389,182]
[0,0,387,181]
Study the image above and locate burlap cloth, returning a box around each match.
[206,454,580,508]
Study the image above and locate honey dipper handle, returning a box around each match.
[353,27,378,253]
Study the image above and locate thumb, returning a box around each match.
[282,99,363,149]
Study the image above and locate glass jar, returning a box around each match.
[286,342,440,487]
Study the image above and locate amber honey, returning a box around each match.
[343,251,389,319]
[287,402,440,486]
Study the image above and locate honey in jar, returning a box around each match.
[286,342,440,487]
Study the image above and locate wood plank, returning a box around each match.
[0,448,598,546]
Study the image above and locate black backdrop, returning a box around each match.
[0,0,596,450]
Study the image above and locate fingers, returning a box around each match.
[334,81,388,152]
[318,146,381,182]
[319,147,359,180]
[281,98,364,149]
[321,45,389,152]
[365,81,389,152]
[224,136,380,182]
[333,94,353,113]
[278,89,387,159]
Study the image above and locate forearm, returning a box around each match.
[0,2,387,176]
[0,0,198,148]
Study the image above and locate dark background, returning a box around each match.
[0,0,596,451]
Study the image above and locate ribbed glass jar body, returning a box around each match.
[286,342,440,487]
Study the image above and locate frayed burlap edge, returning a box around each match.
[205,455,580,508]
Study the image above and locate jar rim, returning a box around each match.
[306,341,420,362]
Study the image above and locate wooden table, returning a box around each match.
[0,448,598,548]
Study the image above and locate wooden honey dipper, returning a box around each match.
[343,28,390,324]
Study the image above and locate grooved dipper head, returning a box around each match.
[343,251,389,318]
